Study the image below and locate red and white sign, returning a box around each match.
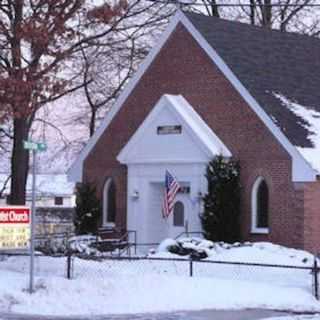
[0,207,30,224]
[0,207,30,250]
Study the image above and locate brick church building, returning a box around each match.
[69,11,320,253]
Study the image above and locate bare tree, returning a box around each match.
[187,0,320,33]
[0,0,164,204]
[73,0,174,138]
[0,174,10,199]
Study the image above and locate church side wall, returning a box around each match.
[302,181,320,253]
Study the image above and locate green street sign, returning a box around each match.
[23,140,47,152]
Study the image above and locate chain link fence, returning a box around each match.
[66,253,319,299]
[0,252,67,278]
[1,248,319,300]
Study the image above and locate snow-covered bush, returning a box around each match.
[68,235,100,256]
[155,238,315,266]
[157,238,216,259]
[35,238,68,255]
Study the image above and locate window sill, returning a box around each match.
[250,228,269,235]
[102,223,115,228]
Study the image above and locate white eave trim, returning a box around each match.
[68,10,317,183]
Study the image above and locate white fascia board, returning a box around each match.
[169,95,232,158]
[178,13,317,182]
[117,95,169,164]
[67,12,183,182]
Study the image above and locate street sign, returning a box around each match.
[23,140,47,152]
[0,206,30,250]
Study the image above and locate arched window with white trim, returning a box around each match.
[251,177,269,233]
[103,178,116,226]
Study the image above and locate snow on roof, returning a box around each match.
[0,173,75,197]
[273,93,320,173]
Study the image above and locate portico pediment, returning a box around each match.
[117,94,231,165]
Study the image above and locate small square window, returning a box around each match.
[54,197,63,206]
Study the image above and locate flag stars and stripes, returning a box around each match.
[162,170,180,218]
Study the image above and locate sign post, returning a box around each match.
[23,140,46,293]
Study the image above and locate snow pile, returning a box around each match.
[273,93,320,173]
[262,316,320,320]
[0,264,319,316]
[155,238,314,267]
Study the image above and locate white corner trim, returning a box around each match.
[178,14,317,182]
[67,11,184,182]
[68,10,317,183]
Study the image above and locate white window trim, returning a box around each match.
[251,176,269,234]
[102,178,116,227]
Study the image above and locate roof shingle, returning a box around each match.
[185,11,320,148]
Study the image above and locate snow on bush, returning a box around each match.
[68,235,100,255]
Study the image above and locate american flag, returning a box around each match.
[162,170,180,218]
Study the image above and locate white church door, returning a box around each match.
[169,191,192,239]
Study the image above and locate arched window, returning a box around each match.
[251,177,269,233]
[103,178,116,226]
[173,201,184,227]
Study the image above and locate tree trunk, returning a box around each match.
[89,107,97,137]
[210,0,220,18]
[249,0,256,25]
[261,0,272,28]
[9,118,30,205]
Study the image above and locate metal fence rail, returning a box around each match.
[1,250,318,300]
[66,253,320,300]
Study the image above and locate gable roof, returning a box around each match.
[185,12,320,149]
[0,174,74,197]
[117,94,232,164]
[68,10,318,183]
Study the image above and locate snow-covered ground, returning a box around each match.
[263,316,320,320]
[0,241,319,316]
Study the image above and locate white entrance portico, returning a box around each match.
[117,94,231,244]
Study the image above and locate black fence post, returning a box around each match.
[313,256,319,300]
[189,257,193,277]
[67,253,72,279]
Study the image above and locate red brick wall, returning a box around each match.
[83,23,304,248]
[303,181,320,253]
